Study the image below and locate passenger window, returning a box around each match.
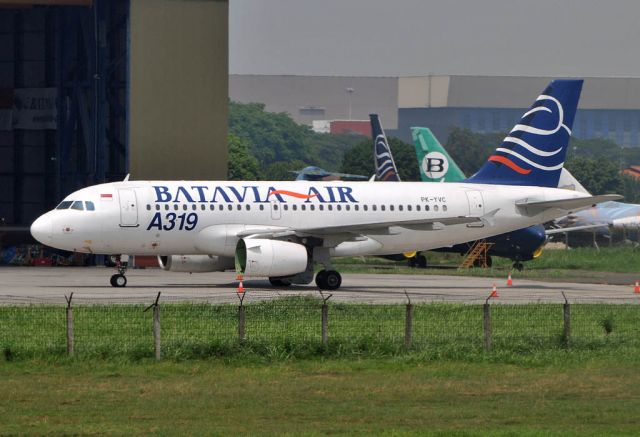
[319,205,324,211]
[71,201,84,211]
[346,205,350,211]
[399,205,403,212]
[183,204,188,211]
[259,205,264,211]
[219,204,224,211]
[284,205,289,211]
[310,205,315,211]
[56,201,73,210]
[336,205,341,211]
[246,205,250,211]
[443,205,447,212]
[228,204,233,211]
[173,204,178,211]
[165,204,169,211]
[355,205,359,211]
[407,205,412,212]
[364,205,368,211]
[86,201,95,211]
[237,204,242,211]
[425,205,430,211]
[192,204,197,211]
[273,204,279,210]
[209,205,214,210]
[390,205,394,211]
[434,205,439,212]
[416,205,421,212]
[372,205,377,211]
[155,204,160,211]
[328,205,333,211]
[301,205,306,211]
[146,205,151,211]
[292,204,297,211]
[381,205,386,211]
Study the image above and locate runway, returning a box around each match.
[0,266,637,305]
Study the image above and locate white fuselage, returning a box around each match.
[31,180,588,257]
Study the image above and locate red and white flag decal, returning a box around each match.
[100,193,113,200]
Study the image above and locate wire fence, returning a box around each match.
[1,293,640,360]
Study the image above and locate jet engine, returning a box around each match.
[235,239,308,277]
[158,255,235,273]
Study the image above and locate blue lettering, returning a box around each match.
[191,185,209,202]
[337,186,358,203]
[210,186,231,203]
[267,187,285,202]
[228,186,249,202]
[174,186,195,203]
[154,186,171,202]
[146,212,162,230]
[325,187,336,202]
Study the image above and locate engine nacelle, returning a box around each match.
[235,239,308,277]
[158,255,235,273]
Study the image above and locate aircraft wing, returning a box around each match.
[236,216,481,240]
[516,194,623,216]
[545,223,609,235]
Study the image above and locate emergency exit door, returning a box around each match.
[118,189,139,227]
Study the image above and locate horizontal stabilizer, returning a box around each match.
[545,223,609,235]
[517,194,622,215]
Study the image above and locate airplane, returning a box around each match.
[372,117,548,270]
[291,166,368,181]
[30,79,621,290]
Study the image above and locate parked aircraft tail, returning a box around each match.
[370,114,401,181]
[411,127,465,182]
[466,79,583,187]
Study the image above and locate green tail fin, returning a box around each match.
[411,127,466,182]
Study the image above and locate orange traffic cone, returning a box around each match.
[490,283,499,298]
[634,280,640,294]
[507,271,513,287]
[237,279,245,294]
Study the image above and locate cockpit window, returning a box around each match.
[85,201,95,211]
[71,201,84,211]
[56,201,73,210]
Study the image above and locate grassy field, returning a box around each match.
[334,246,640,281]
[2,299,640,363]
[2,357,640,435]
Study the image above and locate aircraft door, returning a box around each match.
[118,189,139,227]
[466,190,485,217]
[270,200,281,220]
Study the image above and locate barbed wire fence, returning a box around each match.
[1,290,640,361]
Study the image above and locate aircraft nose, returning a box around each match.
[30,214,53,244]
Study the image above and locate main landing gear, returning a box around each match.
[512,261,524,272]
[109,255,128,287]
[315,269,342,290]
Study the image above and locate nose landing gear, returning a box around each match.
[110,255,129,287]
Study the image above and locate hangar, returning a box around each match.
[0,0,229,233]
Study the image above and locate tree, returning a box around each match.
[340,137,420,181]
[227,134,261,180]
[262,160,308,181]
[564,156,622,195]
[444,128,504,176]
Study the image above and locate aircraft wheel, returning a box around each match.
[315,270,328,289]
[323,270,342,290]
[407,257,417,268]
[513,262,524,272]
[416,254,427,269]
[110,274,127,288]
[269,277,292,287]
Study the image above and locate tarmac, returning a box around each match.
[0,266,638,305]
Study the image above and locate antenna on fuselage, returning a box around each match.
[123,174,130,182]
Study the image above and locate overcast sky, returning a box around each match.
[230,0,640,77]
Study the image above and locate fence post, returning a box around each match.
[404,290,413,350]
[65,293,74,356]
[483,295,492,351]
[319,291,332,348]
[562,291,571,348]
[144,292,162,360]
[237,291,246,343]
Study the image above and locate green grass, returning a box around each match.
[2,358,640,435]
[333,246,640,279]
[2,298,640,363]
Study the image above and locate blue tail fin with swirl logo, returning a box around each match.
[370,114,401,182]
[466,79,583,187]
